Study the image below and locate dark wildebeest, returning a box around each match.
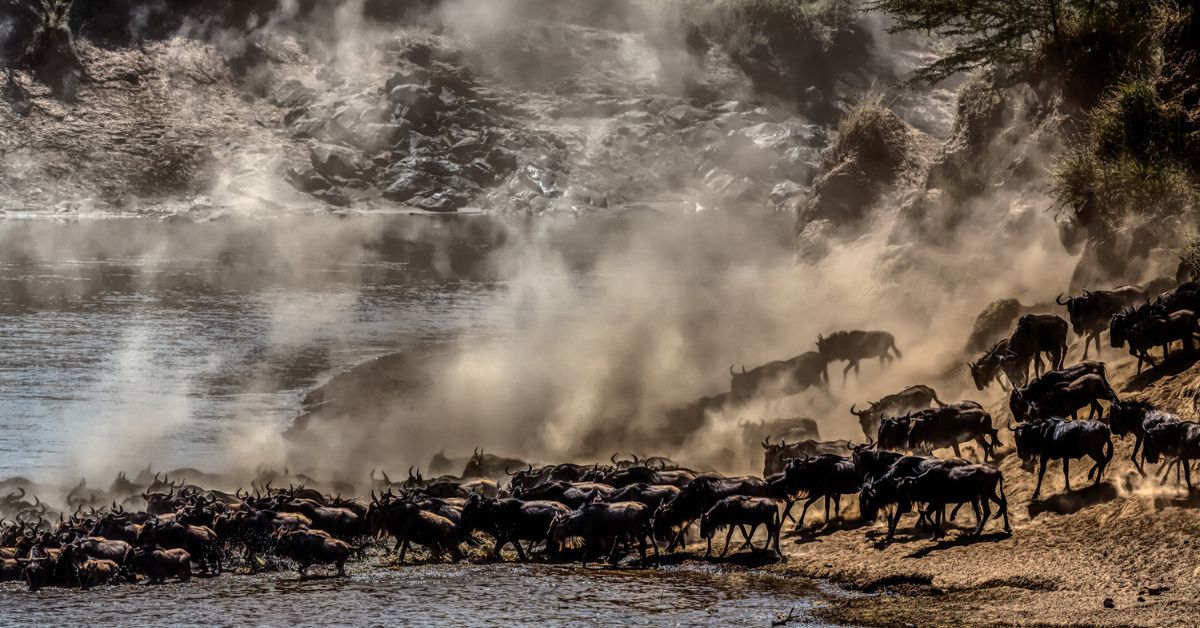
[367,499,463,562]
[1022,375,1119,423]
[1109,307,1199,373]
[859,455,974,542]
[653,476,767,551]
[849,442,906,483]
[513,481,617,508]
[460,494,570,561]
[761,437,851,477]
[132,547,191,583]
[428,450,469,477]
[781,454,861,530]
[1013,418,1114,499]
[895,464,1011,539]
[275,529,365,576]
[550,501,657,564]
[1057,286,1146,359]
[906,404,1002,461]
[462,449,532,479]
[699,496,781,557]
[1008,361,1109,422]
[1142,419,1200,490]
[738,417,821,447]
[816,330,902,385]
[605,483,681,512]
[968,339,1013,391]
[851,385,945,440]
[1108,399,1182,475]
[729,352,829,402]
[1002,314,1068,387]
[876,415,915,452]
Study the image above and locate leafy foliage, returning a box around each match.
[1052,79,1199,224]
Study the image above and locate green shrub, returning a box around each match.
[1053,79,1199,224]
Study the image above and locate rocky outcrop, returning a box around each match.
[798,101,919,236]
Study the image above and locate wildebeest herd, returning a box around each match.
[3,278,1200,591]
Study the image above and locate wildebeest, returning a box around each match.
[1110,307,1199,373]
[1142,418,1200,490]
[653,475,767,551]
[781,454,860,530]
[761,437,851,477]
[699,496,781,557]
[850,385,945,439]
[550,501,657,564]
[1022,374,1119,423]
[968,339,1013,391]
[367,498,463,562]
[895,463,1010,539]
[1013,418,1114,499]
[905,403,1002,461]
[462,449,531,479]
[738,417,821,447]
[729,352,829,402]
[859,456,974,542]
[275,529,365,576]
[513,481,617,508]
[1057,286,1146,359]
[1008,361,1109,422]
[1108,399,1182,474]
[816,330,902,384]
[74,558,124,589]
[604,483,681,512]
[460,494,570,561]
[132,546,191,583]
[1002,314,1068,387]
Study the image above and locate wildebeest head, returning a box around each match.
[1011,420,1044,462]
[1109,309,1132,348]
[1108,399,1152,437]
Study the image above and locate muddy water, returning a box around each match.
[0,562,837,626]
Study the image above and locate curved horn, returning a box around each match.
[505,465,516,476]
[761,436,771,449]
[1056,293,1067,305]
[741,365,747,374]
[610,453,619,465]
[730,364,736,376]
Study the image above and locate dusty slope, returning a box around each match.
[768,341,1200,626]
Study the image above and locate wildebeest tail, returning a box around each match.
[1103,435,1114,465]
[992,474,1008,521]
[890,338,903,359]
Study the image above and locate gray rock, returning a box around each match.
[310,144,370,180]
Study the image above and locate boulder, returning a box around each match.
[309,144,370,180]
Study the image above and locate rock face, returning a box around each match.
[0,0,904,215]
[800,102,918,233]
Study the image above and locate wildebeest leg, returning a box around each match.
[705,532,713,558]
[1132,436,1145,475]
[931,505,944,539]
[1062,458,1071,492]
[842,362,855,386]
[796,496,819,531]
[720,527,735,557]
[975,498,990,536]
[737,523,758,552]
[952,442,962,458]
[1082,334,1092,360]
[398,539,409,563]
[823,495,832,525]
[1032,457,1049,499]
[491,539,505,559]
[781,498,796,523]
[1185,457,1194,493]
[514,539,529,562]
[337,559,347,577]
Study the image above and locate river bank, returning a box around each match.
[773,352,1200,627]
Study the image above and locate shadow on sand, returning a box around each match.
[785,518,868,545]
[1120,352,1200,393]
[1027,482,1119,519]
[904,531,1012,559]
